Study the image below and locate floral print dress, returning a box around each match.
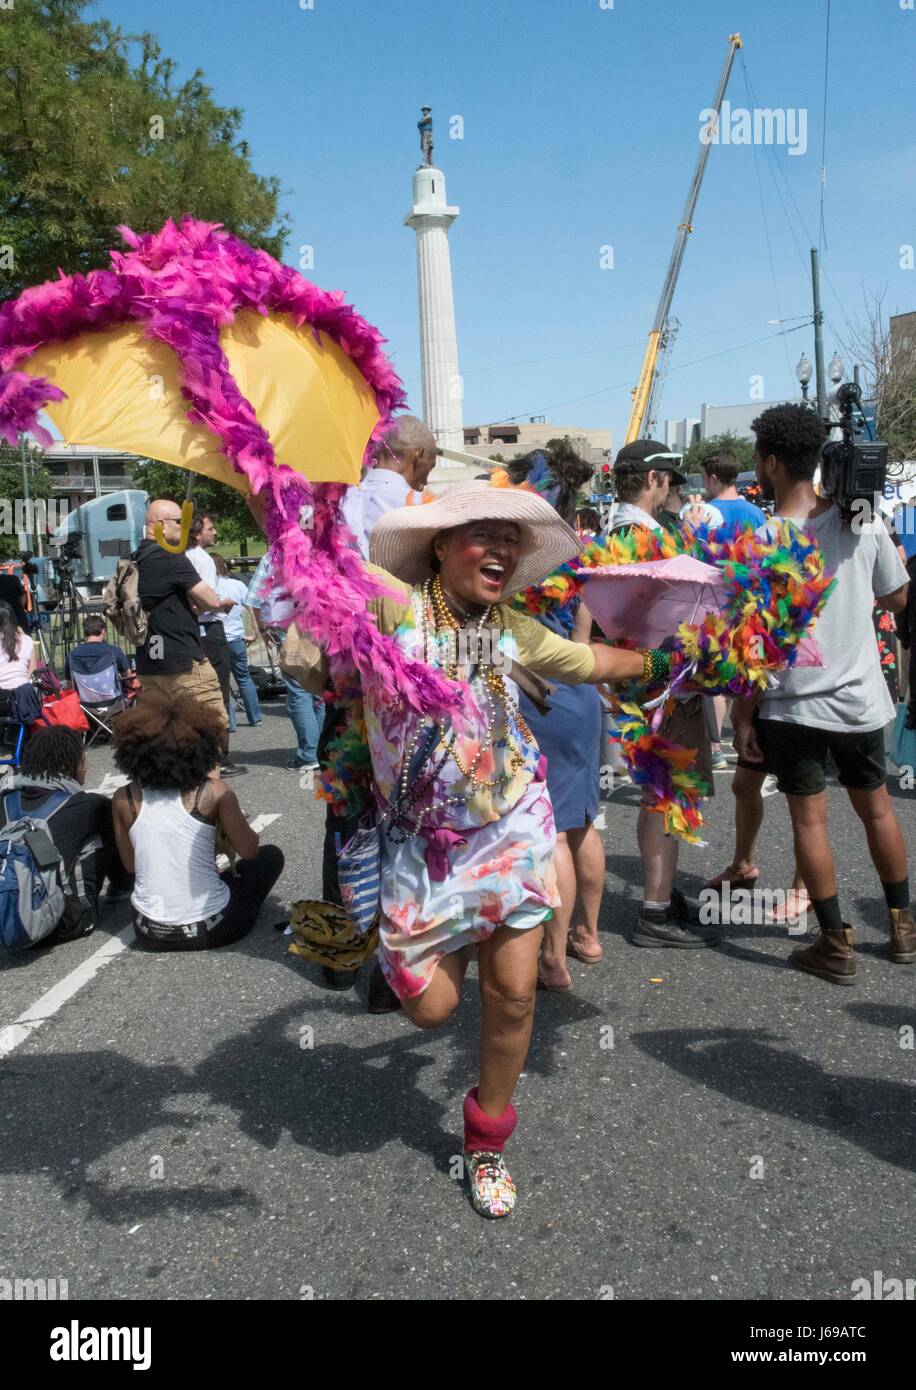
[365,581,592,1001]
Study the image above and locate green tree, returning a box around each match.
[682,431,755,479]
[0,440,52,558]
[129,457,262,554]
[0,0,289,299]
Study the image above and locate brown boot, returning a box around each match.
[790,925,856,985]
[888,907,916,964]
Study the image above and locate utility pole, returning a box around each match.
[19,433,33,555]
[810,247,827,421]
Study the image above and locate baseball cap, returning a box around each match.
[613,438,687,486]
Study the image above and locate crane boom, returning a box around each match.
[624,33,743,445]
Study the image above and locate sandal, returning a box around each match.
[706,864,760,891]
[566,932,603,964]
[465,1150,517,1218]
[537,964,572,992]
[766,888,811,924]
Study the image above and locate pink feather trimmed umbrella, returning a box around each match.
[0,217,462,723]
[581,555,729,648]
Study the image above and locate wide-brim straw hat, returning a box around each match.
[368,481,581,599]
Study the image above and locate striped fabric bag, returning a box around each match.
[337,821,382,936]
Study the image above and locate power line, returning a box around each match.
[481,321,811,428]
[742,58,856,345]
[399,317,808,385]
[741,59,799,391]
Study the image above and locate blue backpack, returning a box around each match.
[0,788,71,949]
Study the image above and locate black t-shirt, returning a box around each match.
[0,574,29,630]
[134,539,203,675]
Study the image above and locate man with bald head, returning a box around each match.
[341,415,437,559]
[133,500,235,753]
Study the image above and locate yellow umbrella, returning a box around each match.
[25,309,380,494]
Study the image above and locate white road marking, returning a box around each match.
[91,772,130,796]
[0,812,283,1061]
[0,925,133,1061]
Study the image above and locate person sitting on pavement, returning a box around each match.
[1,726,134,944]
[111,694,284,951]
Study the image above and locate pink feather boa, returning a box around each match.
[0,217,461,721]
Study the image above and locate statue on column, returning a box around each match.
[418,107,433,167]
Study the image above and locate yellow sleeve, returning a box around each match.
[364,563,414,637]
[505,608,596,684]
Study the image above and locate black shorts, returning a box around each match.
[735,712,772,776]
[755,718,887,797]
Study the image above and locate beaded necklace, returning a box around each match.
[383,577,534,843]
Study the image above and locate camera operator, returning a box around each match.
[732,404,912,984]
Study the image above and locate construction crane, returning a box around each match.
[624,33,743,445]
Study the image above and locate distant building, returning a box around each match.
[664,418,700,452]
[890,310,916,360]
[38,443,138,508]
[665,399,797,447]
[460,420,612,469]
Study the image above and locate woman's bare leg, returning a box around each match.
[400,945,473,1030]
[538,834,573,989]
[477,923,543,1116]
[568,822,605,955]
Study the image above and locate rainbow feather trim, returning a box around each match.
[578,520,836,842]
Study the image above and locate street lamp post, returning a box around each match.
[795,353,813,403]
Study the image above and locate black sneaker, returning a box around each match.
[632,904,719,948]
[367,963,401,1014]
[220,761,247,777]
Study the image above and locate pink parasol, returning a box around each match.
[581,556,728,648]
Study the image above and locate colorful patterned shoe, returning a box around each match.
[465,1150,517,1219]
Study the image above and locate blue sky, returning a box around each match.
[111,0,915,447]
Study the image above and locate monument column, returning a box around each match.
[404,108,464,452]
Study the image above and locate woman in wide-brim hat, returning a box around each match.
[364,482,669,1218]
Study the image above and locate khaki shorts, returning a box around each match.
[138,660,228,729]
[661,693,714,797]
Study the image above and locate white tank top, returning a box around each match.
[129,788,231,924]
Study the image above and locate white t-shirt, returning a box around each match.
[0,632,32,689]
[758,504,909,732]
[216,576,249,641]
[185,545,218,623]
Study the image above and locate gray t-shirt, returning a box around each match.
[758,504,908,732]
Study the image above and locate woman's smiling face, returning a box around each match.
[434,520,523,608]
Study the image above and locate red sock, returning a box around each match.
[463,1087,517,1154]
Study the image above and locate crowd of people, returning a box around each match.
[1,406,913,1222]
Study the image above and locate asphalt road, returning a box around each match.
[1,700,914,1302]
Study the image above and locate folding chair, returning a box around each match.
[0,717,26,769]
[70,664,128,748]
